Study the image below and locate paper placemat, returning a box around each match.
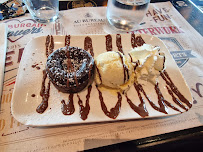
[0,2,203,152]
[0,24,7,101]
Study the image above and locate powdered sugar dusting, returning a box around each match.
[46,46,94,93]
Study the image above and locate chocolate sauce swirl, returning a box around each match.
[61,94,75,115]
[131,33,136,48]
[116,34,124,54]
[38,34,192,119]
[155,83,182,113]
[161,71,192,108]
[37,35,55,114]
[49,35,54,54]
[126,81,183,116]
[97,87,122,119]
[77,85,92,120]
[45,35,50,57]
[136,83,167,114]
[96,66,102,84]
[36,79,51,114]
[65,35,71,47]
[125,84,149,117]
[128,53,140,71]
[153,83,168,114]
[131,34,145,48]
[65,47,79,88]
[105,34,112,51]
[135,35,146,47]
[84,36,94,57]
[40,70,47,96]
[166,86,188,111]
[59,36,95,117]
[117,52,129,83]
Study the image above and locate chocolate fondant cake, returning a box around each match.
[46,46,94,93]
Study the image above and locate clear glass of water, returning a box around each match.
[107,0,150,31]
[24,0,59,23]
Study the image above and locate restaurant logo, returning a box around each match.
[85,12,93,18]
[4,19,45,43]
[73,12,106,27]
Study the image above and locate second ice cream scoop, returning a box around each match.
[128,44,165,84]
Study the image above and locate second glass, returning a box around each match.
[107,0,150,31]
[24,0,59,23]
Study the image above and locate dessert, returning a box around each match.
[94,44,165,90]
[128,44,165,84]
[35,34,191,120]
[95,51,134,91]
[46,46,94,93]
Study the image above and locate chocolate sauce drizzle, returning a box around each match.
[78,85,92,120]
[130,73,192,117]
[65,35,71,47]
[60,36,94,119]
[125,84,149,117]
[95,34,126,119]
[40,70,47,96]
[128,53,140,71]
[38,34,192,120]
[116,34,124,54]
[45,35,50,57]
[49,35,54,54]
[37,35,55,114]
[135,35,146,47]
[153,83,168,114]
[131,34,145,48]
[61,94,75,115]
[66,47,79,87]
[166,86,188,111]
[84,36,94,57]
[161,71,192,108]
[125,80,186,117]
[97,87,122,119]
[131,33,136,48]
[36,70,51,114]
[96,66,102,83]
[88,64,94,81]
[117,52,129,83]
[127,82,180,117]
[105,34,112,51]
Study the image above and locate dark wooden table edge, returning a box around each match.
[86,126,203,152]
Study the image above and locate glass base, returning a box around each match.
[107,18,136,32]
[33,15,58,23]
[104,19,140,34]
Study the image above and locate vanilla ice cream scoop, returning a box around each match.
[95,51,134,91]
[128,44,165,84]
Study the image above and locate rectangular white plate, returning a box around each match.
[11,34,193,126]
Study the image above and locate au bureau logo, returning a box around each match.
[73,12,106,27]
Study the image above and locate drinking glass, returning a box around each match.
[24,0,59,23]
[106,0,150,31]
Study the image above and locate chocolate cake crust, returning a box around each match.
[46,46,94,93]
